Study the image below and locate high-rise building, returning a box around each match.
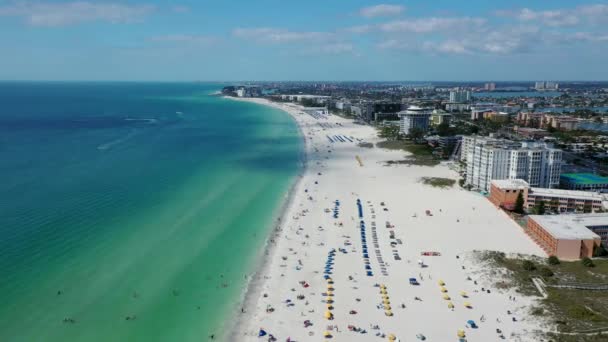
[397,106,432,135]
[461,136,562,191]
[484,83,496,91]
[449,89,471,103]
[535,81,545,90]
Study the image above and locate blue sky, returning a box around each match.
[1,0,608,81]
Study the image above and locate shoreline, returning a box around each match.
[221,95,549,341]
[222,96,311,342]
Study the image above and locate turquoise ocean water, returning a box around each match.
[0,82,301,341]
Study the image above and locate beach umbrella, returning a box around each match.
[381,294,389,300]
[326,297,333,303]
[323,331,332,338]
[467,320,476,326]
[440,286,448,293]
[327,285,334,290]
[327,304,333,310]
[327,279,334,285]
[365,265,372,270]
[457,329,466,338]
[258,329,267,337]
[380,289,387,295]
[384,310,393,316]
[438,280,445,286]
[324,275,330,280]
[448,302,454,309]
[388,334,396,341]
[460,291,467,297]
[384,304,391,310]
[442,294,450,300]
[383,298,390,304]
[380,284,386,289]
[464,302,472,308]
[367,271,373,276]
[324,311,333,319]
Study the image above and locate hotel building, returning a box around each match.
[526,214,603,260]
[397,106,432,135]
[461,136,562,192]
[489,179,604,213]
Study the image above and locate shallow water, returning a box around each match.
[0,82,301,341]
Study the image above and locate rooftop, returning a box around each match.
[529,188,603,201]
[561,173,608,185]
[528,214,604,240]
[492,179,529,190]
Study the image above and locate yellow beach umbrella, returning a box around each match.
[438,280,445,286]
[384,304,391,310]
[464,302,472,308]
[324,311,333,319]
[448,302,454,309]
[327,304,333,310]
[327,290,334,296]
[460,291,467,297]
[326,277,333,282]
[440,286,448,293]
[385,310,393,316]
[326,297,334,304]
[327,285,334,291]
[324,331,332,338]
[388,334,396,341]
[442,294,450,300]
[381,293,389,299]
[383,298,391,305]
[457,329,466,338]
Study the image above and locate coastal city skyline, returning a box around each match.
[1,1,608,81]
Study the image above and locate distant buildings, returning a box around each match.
[561,173,608,193]
[397,106,432,135]
[484,83,496,91]
[462,136,562,191]
[449,89,471,103]
[354,102,402,123]
[512,127,549,140]
[535,81,559,91]
[489,179,604,213]
[279,94,330,103]
[526,214,602,260]
[430,109,452,126]
[516,112,579,131]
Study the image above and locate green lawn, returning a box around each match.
[376,140,440,166]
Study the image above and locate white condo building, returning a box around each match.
[449,89,471,103]
[397,106,432,135]
[461,136,562,192]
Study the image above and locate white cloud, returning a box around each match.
[150,34,217,46]
[505,4,608,27]
[378,26,542,55]
[343,24,372,34]
[379,17,486,33]
[359,4,404,18]
[232,27,335,44]
[0,1,155,27]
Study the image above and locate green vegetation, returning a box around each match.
[514,192,525,214]
[377,125,400,140]
[377,140,440,167]
[419,177,456,189]
[548,256,561,265]
[481,251,608,334]
[582,257,595,268]
[522,259,537,271]
[533,200,547,215]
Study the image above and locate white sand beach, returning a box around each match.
[229,97,547,342]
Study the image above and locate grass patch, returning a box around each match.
[480,251,608,334]
[358,142,374,148]
[419,177,456,188]
[377,140,440,167]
